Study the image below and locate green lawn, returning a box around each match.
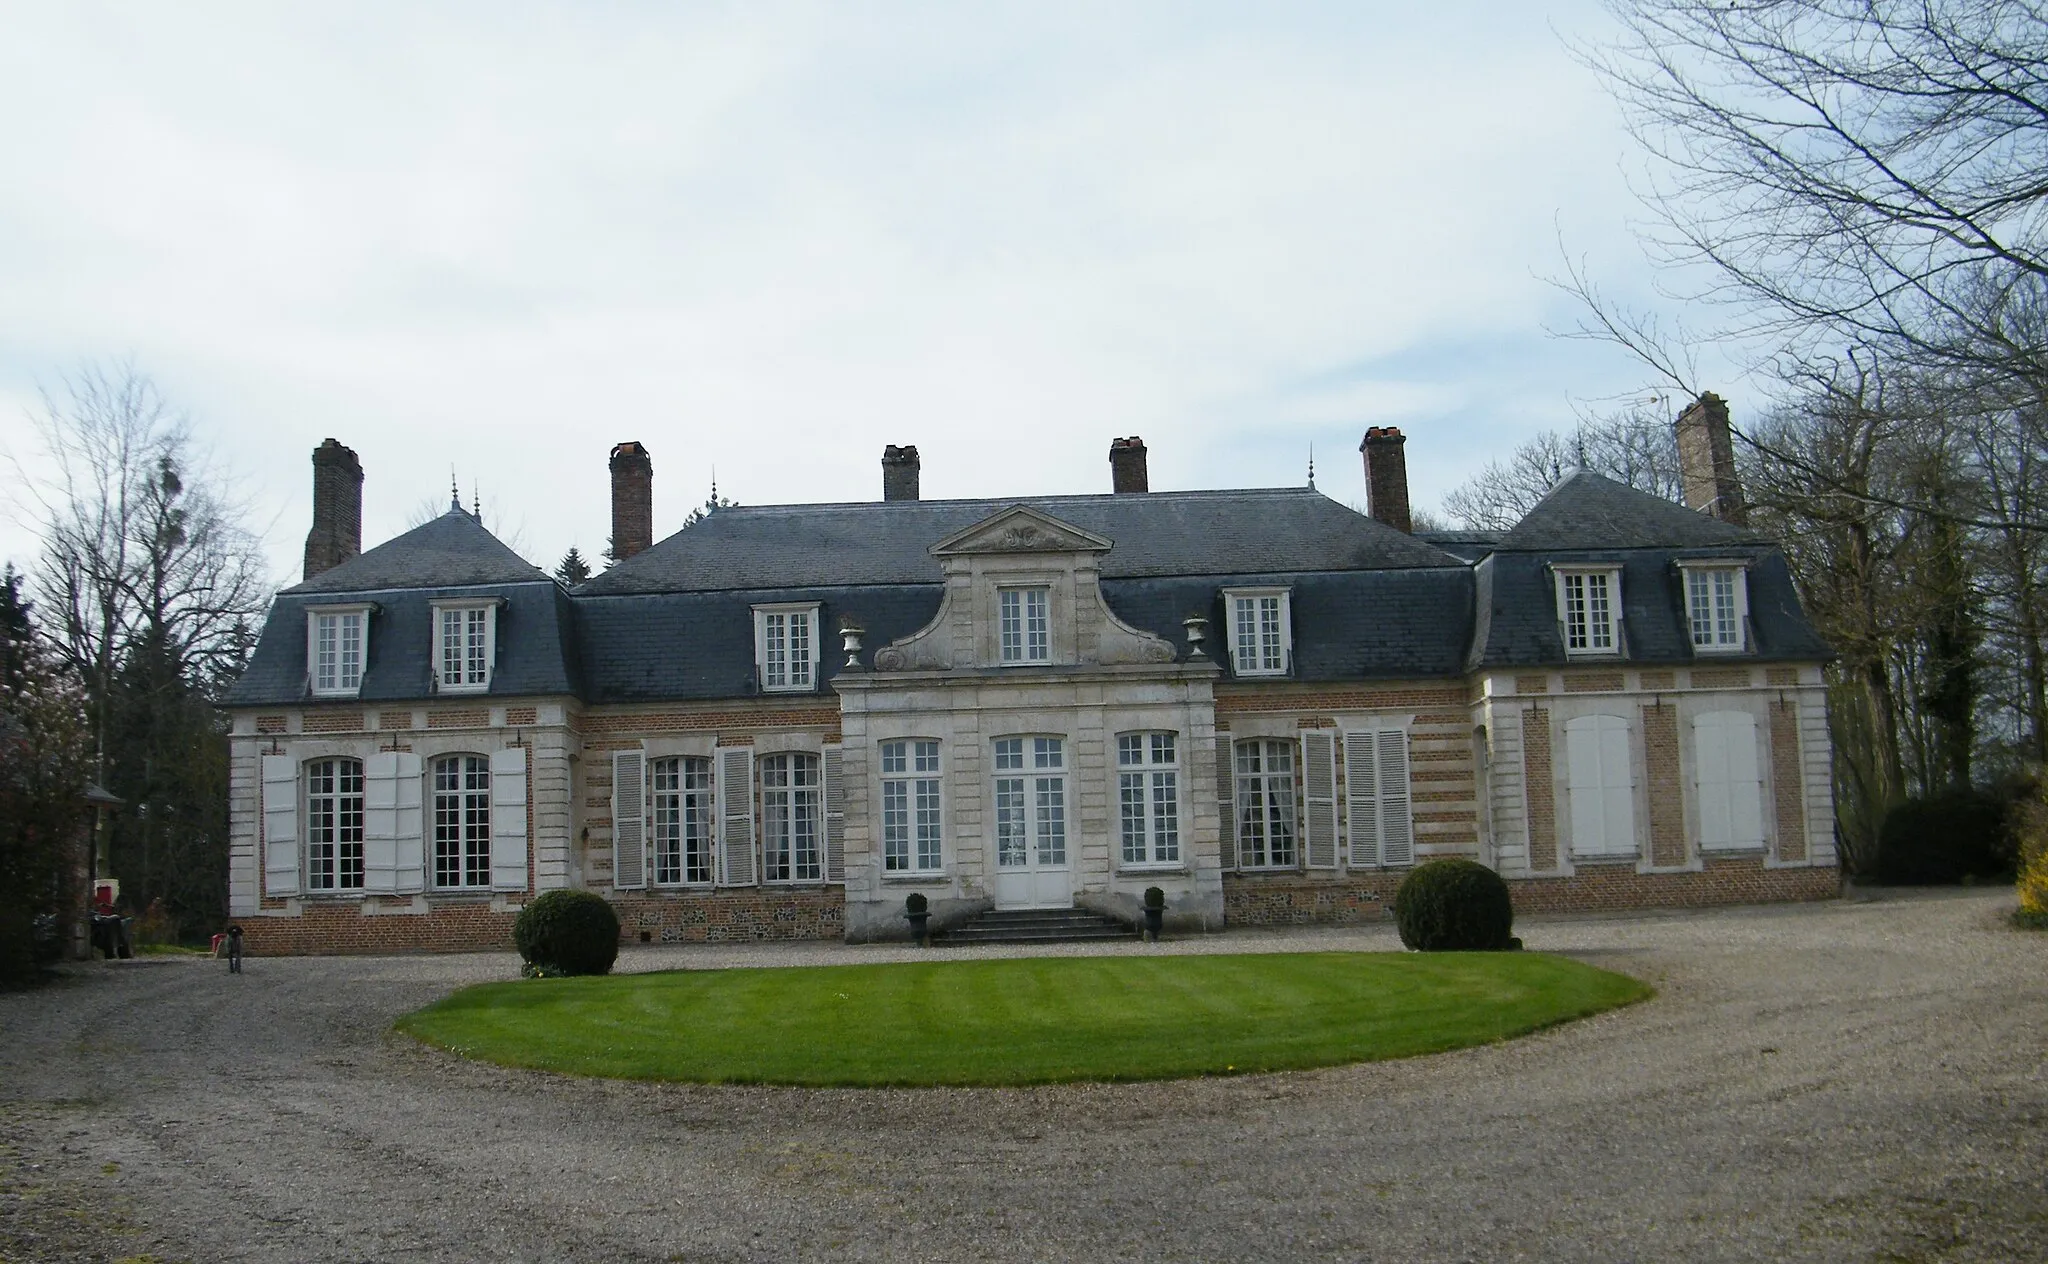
[396,952,1649,1087]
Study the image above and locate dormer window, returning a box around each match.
[1680,562,1749,653]
[998,587,1050,664]
[432,602,496,692]
[1555,568,1621,656]
[756,604,820,691]
[1225,589,1291,676]
[307,605,369,697]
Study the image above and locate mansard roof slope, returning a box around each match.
[578,487,1465,595]
[1499,470,1762,552]
[283,506,549,595]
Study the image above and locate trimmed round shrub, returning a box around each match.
[904,892,929,914]
[513,890,620,977]
[1874,789,2016,885]
[1393,859,1515,952]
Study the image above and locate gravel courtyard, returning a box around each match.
[3,889,2044,1263]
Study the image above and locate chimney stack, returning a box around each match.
[1359,427,1412,534]
[1109,437,1149,494]
[302,438,363,580]
[609,441,654,561]
[1675,392,1748,526]
[882,444,920,501]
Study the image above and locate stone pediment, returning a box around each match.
[929,505,1113,558]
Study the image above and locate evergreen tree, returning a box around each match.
[554,547,592,587]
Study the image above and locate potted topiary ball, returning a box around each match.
[513,889,621,977]
[1142,886,1166,942]
[1391,859,1518,952]
[905,892,931,946]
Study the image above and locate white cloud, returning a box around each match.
[0,1,1698,585]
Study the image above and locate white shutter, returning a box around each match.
[1376,729,1414,867]
[392,752,425,893]
[611,750,646,890]
[1215,736,1237,871]
[489,747,529,891]
[1696,711,1764,850]
[1566,715,1635,858]
[362,752,401,893]
[1344,731,1380,867]
[1727,713,1764,848]
[1600,718,1635,853]
[261,754,300,896]
[1301,731,1338,869]
[719,746,756,887]
[822,744,846,883]
[1695,711,1733,848]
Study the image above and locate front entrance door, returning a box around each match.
[992,736,1072,909]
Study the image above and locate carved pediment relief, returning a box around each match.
[929,505,1112,558]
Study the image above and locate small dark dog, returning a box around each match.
[227,924,244,974]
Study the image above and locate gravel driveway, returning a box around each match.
[3,888,2045,1263]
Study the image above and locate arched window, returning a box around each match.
[761,752,822,882]
[1233,740,1296,868]
[432,754,492,888]
[880,740,943,873]
[305,758,365,891]
[1118,732,1180,867]
[651,755,714,885]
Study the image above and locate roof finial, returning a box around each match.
[472,483,480,518]
[450,468,460,512]
[1307,443,1316,490]
[710,465,718,504]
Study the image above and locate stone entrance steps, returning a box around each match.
[935,906,1138,945]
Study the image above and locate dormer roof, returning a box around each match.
[283,507,548,595]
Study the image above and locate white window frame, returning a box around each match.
[997,586,1051,665]
[1233,738,1297,869]
[431,601,497,692]
[1224,588,1292,676]
[430,753,492,889]
[879,739,944,874]
[1554,567,1622,657]
[754,604,821,693]
[306,604,371,697]
[993,736,1068,869]
[304,756,366,891]
[1679,561,1750,654]
[650,755,715,886]
[1117,732,1181,869]
[760,751,823,883]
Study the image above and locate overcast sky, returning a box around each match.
[0,1,1740,589]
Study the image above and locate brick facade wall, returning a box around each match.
[239,901,518,955]
[611,890,844,944]
[1642,704,1686,867]
[1770,700,1808,862]
[1523,707,1557,871]
[1223,855,1836,926]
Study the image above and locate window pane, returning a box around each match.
[1025,588,1048,661]
[1000,590,1023,661]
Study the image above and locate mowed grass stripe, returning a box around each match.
[396,952,1649,1086]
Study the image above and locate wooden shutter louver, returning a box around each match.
[489,746,529,891]
[1376,729,1414,867]
[392,752,425,893]
[362,752,402,893]
[261,754,301,896]
[611,749,647,890]
[719,746,756,887]
[1343,732,1380,868]
[1214,736,1237,871]
[822,744,846,883]
[1301,730,1338,869]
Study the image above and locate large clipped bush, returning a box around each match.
[1874,790,2016,885]
[2011,773,2048,927]
[1393,859,1516,952]
[514,890,620,977]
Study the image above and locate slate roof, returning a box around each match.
[226,580,579,706]
[579,487,1462,594]
[1498,470,1762,552]
[284,507,550,595]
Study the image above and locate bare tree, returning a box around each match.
[1441,403,1681,530]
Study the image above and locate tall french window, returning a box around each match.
[305,757,366,890]
[432,754,492,888]
[651,756,714,885]
[994,737,1066,867]
[1234,740,1296,867]
[1118,732,1180,866]
[880,740,943,872]
[760,753,822,881]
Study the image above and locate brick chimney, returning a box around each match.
[882,444,920,501]
[1359,427,1412,534]
[302,438,363,580]
[609,441,654,561]
[1109,437,1149,493]
[1675,392,1748,526]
